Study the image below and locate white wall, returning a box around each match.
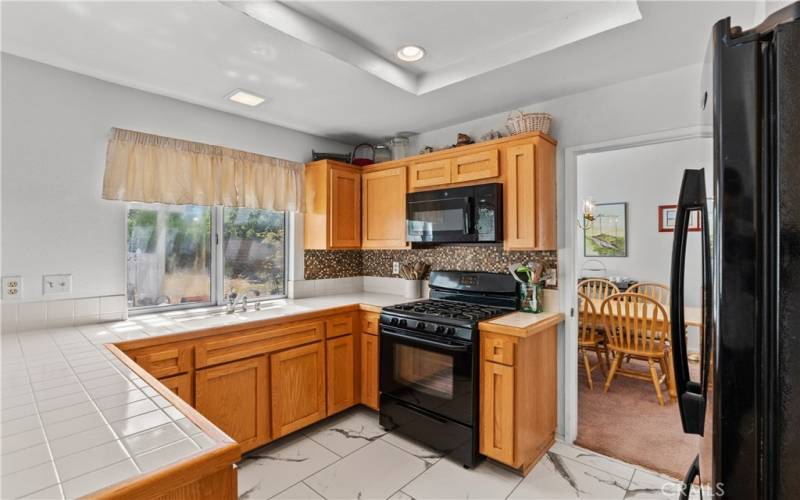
[1,54,351,302]
[577,138,712,309]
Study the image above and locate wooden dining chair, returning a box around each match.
[600,293,673,405]
[577,279,620,300]
[578,292,606,390]
[626,283,671,307]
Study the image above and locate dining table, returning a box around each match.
[587,298,704,400]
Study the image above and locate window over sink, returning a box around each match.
[126,203,287,312]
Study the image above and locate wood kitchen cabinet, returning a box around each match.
[409,158,452,189]
[270,342,326,438]
[362,167,408,248]
[360,326,380,410]
[305,160,361,249]
[451,150,499,184]
[159,373,193,406]
[326,334,356,415]
[195,356,269,452]
[502,137,556,250]
[479,322,559,474]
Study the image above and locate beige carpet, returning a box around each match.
[575,356,700,479]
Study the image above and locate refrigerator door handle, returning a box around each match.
[670,169,711,436]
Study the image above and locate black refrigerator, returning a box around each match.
[670,3,800,499]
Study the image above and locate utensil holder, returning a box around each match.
[403,280,422,299]
[519,282,544,313]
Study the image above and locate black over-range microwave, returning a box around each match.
[406,183,502,243]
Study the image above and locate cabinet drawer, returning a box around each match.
[409,159,452,189]
[361,311,380,335]
[482,333,516,366]
[452,150,499,183]
[196,320,325,368]
[133,346,192,378]
[327,313,356,339]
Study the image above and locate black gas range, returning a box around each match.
[378,271,518,468]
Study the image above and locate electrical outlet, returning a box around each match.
[2,276,22,300]
[43,274,72,295]
[392,262,400,275]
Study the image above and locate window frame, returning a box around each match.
[126,204,289,315]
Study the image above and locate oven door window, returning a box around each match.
[407,197,472,242]
[380,330,474,425]
[393,344,454,400]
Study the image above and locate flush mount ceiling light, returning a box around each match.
[396,45,425,62]
[226,89,265,107]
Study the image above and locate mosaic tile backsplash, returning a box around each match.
[304,245,558,288]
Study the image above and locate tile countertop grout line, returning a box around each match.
[16,333,66,500]
[49,331,143,484]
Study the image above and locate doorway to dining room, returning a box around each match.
[571,136,711,479]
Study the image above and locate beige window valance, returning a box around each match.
[102,128,304,211]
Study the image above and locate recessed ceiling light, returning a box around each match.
[226,89,265,107]
[396,45,425,62]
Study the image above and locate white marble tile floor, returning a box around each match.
[238,407,696,500]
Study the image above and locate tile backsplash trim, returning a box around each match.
[2,295,127,333]
[305,245,557,288]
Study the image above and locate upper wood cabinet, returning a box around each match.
[270,342,326,438]
[195,356,269,453]
[502,137,556,250]
[362,167,408,249]
[409,158,451,189]
[409,149,500,191]
[326,334,355,415]
[451,150,499,184]
[305,160,361,249]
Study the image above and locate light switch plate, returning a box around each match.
[43,274,72,295]
[2,276,22,300]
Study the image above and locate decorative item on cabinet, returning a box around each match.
[419,145,435,155]
[312,150,352,163]
[351,143,376,166]
[374,144,392,163]
[480,130,504,142]
[388,136,410,160]
[506,110,553,135]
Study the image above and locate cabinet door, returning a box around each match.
[329,168,361,248]
[195,356,268,452]
[480,361,515,466]
[362,167,408,248]
[409,159,451,189]
[326,335,355,415]
[504,143,537,250]
[159,373,194,406]
[360,333,379,410]
[271,342,326,438]
[451,150,499,183]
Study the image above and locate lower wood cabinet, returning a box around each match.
[159,373,193,406]
[195,356,269,452]
[326,335,355,415]
[479,327,557,474]
[271,342,326,438]
[360,333,380,410]
[480,361,515,465]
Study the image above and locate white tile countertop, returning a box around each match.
[0,293,412,499]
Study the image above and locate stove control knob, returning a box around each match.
[445,327,456,336]
[399,319,407,328]
[435,325,445,334]
[417,322,426,330]
[390,317,399,326]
